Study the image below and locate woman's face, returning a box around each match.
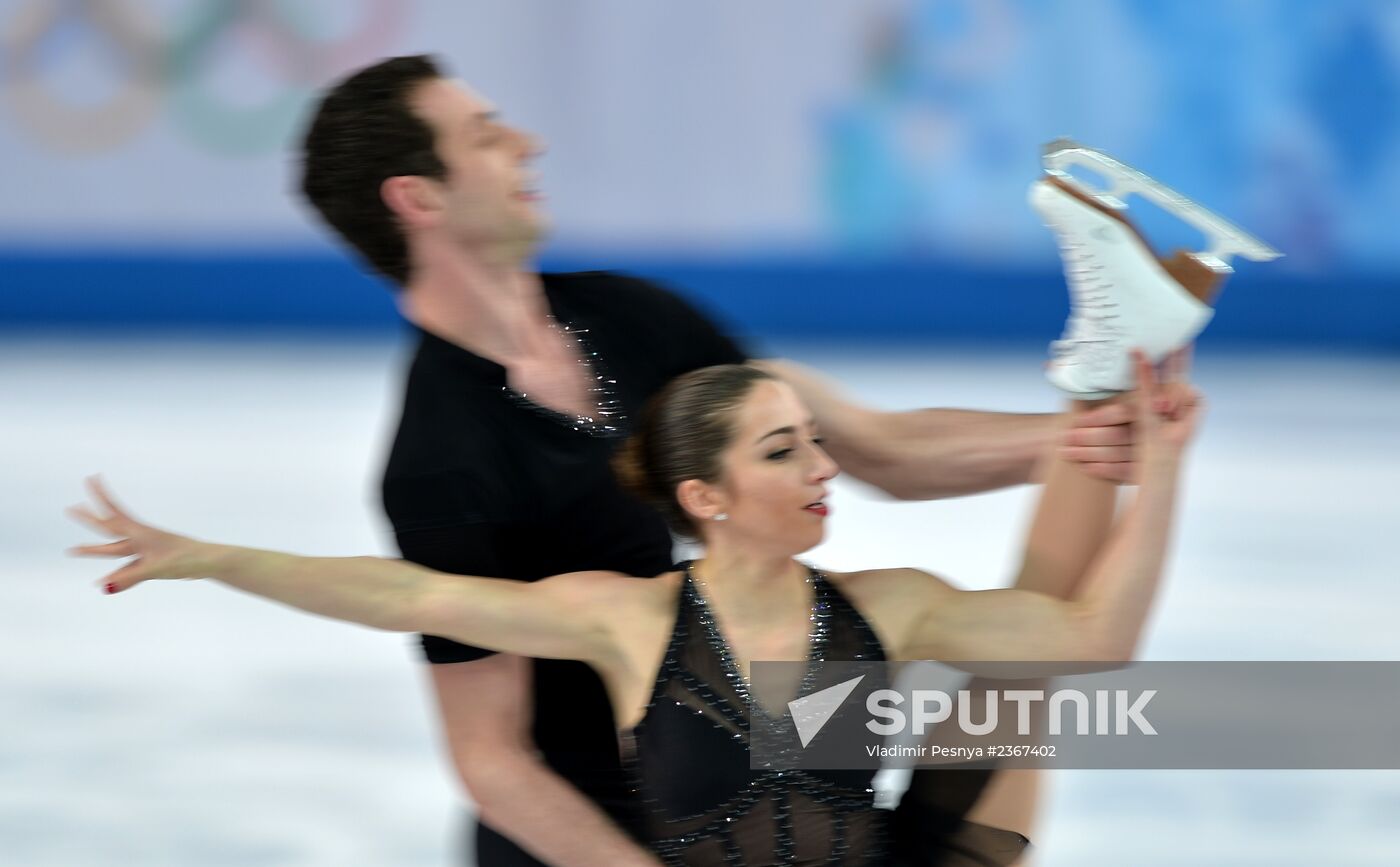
[702,379,839,553]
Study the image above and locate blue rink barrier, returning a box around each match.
[0,250,1394,349]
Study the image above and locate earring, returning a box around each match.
[712,513,728,522]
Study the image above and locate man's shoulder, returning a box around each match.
[384,372,493,465]
[544,269,680,308]
[544,269,659,287]
[546,270,738,349]
[379,389,504,527]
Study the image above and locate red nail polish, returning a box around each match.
[104,582,118,595]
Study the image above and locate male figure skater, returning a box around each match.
[298,55,1138,866]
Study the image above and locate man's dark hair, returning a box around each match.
[300,55,448,286]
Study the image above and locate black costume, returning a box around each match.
[381,272,1027,866]
[631,564,1028,867]
[630,563,889,865]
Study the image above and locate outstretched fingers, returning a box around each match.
[67,477,153,593]
[99,560,149,595]
[66,504,119,537]
[85,475,136,526]
[70,539,136,558]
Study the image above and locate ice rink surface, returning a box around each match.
[5,335,1399,866]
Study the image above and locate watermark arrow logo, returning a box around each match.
[788,675,865,747]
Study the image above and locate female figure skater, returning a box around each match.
[69,349,1198,866]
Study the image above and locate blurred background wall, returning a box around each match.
[2,0,1396,347]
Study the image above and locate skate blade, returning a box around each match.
[1041,138,1282,273]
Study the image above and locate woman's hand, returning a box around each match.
[1132,347,1203,463]
[67,476,218,593]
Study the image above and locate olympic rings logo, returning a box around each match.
[2,0,409,156]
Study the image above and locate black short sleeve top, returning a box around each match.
[379,271,748,793]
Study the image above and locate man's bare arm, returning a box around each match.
[755,358,1135,499]
[431,656,661,867]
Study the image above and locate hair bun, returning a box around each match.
[610,434,653,504]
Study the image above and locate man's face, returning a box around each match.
[408,78,547,250]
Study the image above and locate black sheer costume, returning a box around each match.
[890,775,1030,867]
[626,564,1031,867]
[625,564,890,866]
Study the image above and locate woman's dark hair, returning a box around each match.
[299,55,448,286]
[613,364,776,536]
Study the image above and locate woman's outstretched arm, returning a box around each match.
[67,479,622,664]
[901,350,1200,664]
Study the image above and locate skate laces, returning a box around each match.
[1049,236,1122,372]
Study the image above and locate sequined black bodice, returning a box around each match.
[623,564,889,866]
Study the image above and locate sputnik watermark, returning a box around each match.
[757,661,1400,770]
[866,688,1157,737]
[790,681,1156,747]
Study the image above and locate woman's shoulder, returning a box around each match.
[822,567,960,660]
[823,565,956,600]
[537,568,684,612]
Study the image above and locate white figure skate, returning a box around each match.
[1032,139,1281,398]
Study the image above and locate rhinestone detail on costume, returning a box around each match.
[687,562,829,717]
[627,562,888,865]
[502,318,627,437]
